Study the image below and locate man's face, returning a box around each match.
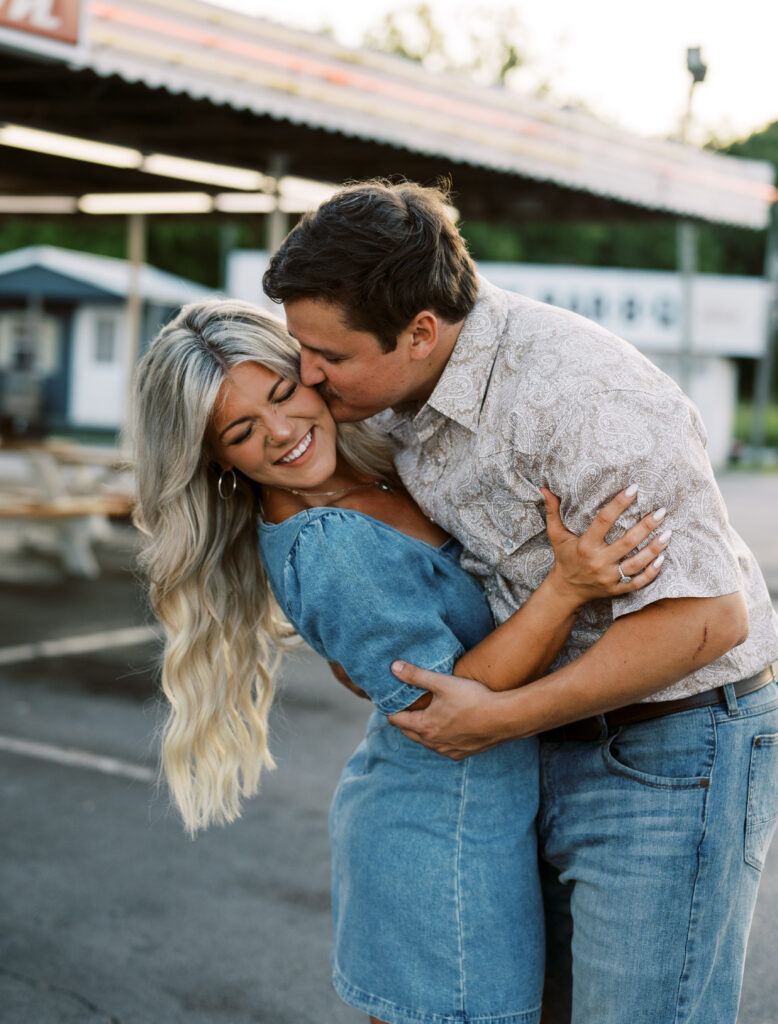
[284,297,427,422]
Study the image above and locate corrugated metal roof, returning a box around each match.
[4,0,776,228]
[0,245,211,303]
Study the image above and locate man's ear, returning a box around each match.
[407,311,439,361]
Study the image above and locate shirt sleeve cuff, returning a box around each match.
[372,641,466,715]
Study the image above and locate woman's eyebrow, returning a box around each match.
[218,375,285,440]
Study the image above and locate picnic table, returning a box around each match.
[0,438,135,578]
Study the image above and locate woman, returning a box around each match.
[132,299,668,1024]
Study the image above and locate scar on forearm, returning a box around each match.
[694,625,709,657]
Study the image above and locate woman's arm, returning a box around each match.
[450,488,671,693]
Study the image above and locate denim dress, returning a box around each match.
[259,507,543,1024]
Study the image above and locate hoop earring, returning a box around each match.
[218,467,237,500]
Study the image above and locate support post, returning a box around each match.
[267,153,289,254]
[751,204,778,452]
[123,212,146,447]
[677,219,697,397]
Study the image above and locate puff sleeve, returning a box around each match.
[279,512,467,714]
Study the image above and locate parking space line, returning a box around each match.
[0,734,156,782]
[0,624,161,666]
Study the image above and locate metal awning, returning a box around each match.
[0,0,775,228]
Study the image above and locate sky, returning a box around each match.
[214,0,778,145]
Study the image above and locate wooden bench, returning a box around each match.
[0,493,135,578]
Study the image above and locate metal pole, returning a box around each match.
[751,204,778,451]
[677,219,697,397]
[123,212,146,447]
[267,153,289,254]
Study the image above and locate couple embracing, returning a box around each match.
[134,179,778,1024]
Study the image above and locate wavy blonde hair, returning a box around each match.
[131,299,397,835]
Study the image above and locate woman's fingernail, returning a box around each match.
[625,484,638,497]
[652,507,667,522]
[659,529,672,543]
[653,554,665,568]
[392,661,406,674]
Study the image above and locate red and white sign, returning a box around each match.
[0,0,81,45]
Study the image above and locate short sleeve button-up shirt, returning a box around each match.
[379,276,778,701]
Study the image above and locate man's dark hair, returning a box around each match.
[262,179,479,352]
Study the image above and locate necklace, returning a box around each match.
[276,479,394,498]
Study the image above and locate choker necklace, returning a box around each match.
[277,479,394,498]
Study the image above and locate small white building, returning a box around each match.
[0,246,210,433]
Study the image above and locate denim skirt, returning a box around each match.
[329,710,544,1024]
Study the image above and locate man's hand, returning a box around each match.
[387,593,749,760]
[387,661,509,759]
[328,661,369,700]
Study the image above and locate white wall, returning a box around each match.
[68,305,127,427]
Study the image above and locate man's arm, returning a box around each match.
[388,591,749,759]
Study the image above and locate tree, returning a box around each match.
[363,3,527,87]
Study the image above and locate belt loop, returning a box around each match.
[723,683,739,716]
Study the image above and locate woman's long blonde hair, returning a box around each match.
[132,299,397,835]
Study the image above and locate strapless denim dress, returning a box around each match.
[259,507,543,1024]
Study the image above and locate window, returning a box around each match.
[94,316,116,364]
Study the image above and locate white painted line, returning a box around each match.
[0,624,161,666]
[0,734,157,783]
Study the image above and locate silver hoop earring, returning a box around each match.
[218,467,237,500]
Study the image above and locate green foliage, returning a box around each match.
[734,403,778,447]
[0,218,126,259]
[0,216,271,288]
[363,2,526,86]
[461,220,679,270]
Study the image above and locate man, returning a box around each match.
[263,179,778,1023]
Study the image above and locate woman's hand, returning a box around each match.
[541,486,670,606]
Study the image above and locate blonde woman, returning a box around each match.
[132,299,669,1024]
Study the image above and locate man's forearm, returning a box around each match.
[474,592,749,742]
[389,593,750,757]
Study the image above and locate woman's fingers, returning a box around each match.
[539,488,566,542]
[618,528,672,578]
[582,485,639,544]
[609,505,668,559]
[618,551,666,591]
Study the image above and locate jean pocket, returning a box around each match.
[745,733,778,871]
[602,712,714,790]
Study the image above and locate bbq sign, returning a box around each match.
[0,0,81,46]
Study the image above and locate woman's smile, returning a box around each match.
[276,428,314,465]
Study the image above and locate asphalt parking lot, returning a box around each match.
[1,471,777,1024]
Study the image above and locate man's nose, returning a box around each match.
[299,348,326,387]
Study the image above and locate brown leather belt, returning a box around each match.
[542,663,778,742]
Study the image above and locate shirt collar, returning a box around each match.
[416,275,509,436]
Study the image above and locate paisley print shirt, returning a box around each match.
[378,276,778,701]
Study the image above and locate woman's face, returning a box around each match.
[208,361,338,490]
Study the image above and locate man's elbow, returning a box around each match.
[711,591,750,655]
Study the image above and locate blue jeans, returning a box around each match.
[538,679,778,1024]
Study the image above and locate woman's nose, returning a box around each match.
[265,409,294,443]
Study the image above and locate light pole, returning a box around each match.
[677,47,707,396]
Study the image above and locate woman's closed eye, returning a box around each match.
[274,382,297,402]
[225,382,298,445]
[227,425,252,446]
